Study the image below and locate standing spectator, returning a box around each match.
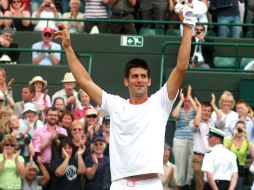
[190,24,214,68]
[171,86,196,190]
[0,27,20,64]
[0,134,26,190]
[202,127,238,190]
[63,0,84,33]
[110,0,136,34]
[211,91,238,134]
[224,120,254,190]
[52,72,80,111]
[229,100,254,143]
[73,89,94,120]
[49,137,86,190]
[0,67,15,109]
[84,0,110,33]
[85,136,110,190]
[161,143,177,190]
[209,0,243,38]
[190,99,223,190]
[3,0,32,31]
[32,107,67,165]
[32,27,61,66]
[139,0,168,30]
[32,0,62,31]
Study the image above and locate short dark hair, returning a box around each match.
[45,107,59,116]
[124,58,151,78]
[23,85,35,94]
[202,102,212,110]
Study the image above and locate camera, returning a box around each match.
[237,128,243,133]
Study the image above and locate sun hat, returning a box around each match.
[61,72,76,83]
[29,76,47,88]
[22,102,37,114]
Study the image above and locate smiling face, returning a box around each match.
[201,105,212,121]
[124,67,151,100]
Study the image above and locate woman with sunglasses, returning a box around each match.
[85,136,110,190]
[3,0,31,31]
[224,120,254,190]
[0,134,26,190]
[49,136,86,190]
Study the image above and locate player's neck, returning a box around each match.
[129,97,148,105]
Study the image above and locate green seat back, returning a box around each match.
[165,29,181,36]
[240,57,254,69]
[213,57,237,68]
[139,28,164,36]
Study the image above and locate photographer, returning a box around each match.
[190,24,214,68]
[32,0,62,31]
[224,120,254,190]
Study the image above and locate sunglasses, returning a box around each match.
[87,114,97,118]
[44,32,53,37]
[4,144,15,147]
[12,0,21,3]
[195,29,204,32]
[73,128,82,132]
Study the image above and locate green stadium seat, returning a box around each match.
[165,29,181,36]
[213,57,237,68]
[206,30,216,37]
[139,28,164,36]
[240,57,254,69]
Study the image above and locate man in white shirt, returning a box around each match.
[55,6,196,189]
[202,127,238,190]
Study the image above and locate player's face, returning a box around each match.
[124,67,151,99]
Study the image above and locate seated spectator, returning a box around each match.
[73,89,94,120]
[52,72,81,112]
[59,110,74,136]
[110,0,136,34]
[9,114,35,162]
[49,137,86,190]
[62,0,84,33]
[32,27,61,66]
[32,0,62,31]
[84,0,109,33]
[85,136,110,190]
[13,85,39,118]
[0,67,15,109]
[32,107,67,165]
[0,134,26,190]
[19,102,44,137]
[3,0,32,31]
[0,27,20,64]
[190,24,214,68]
[161,143,177,190]
[53,97,66,117]
[29,76,51,113]
[22,156,50,190]
[224,120,254,190]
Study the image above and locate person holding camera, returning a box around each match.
[190,24,214,68]
[32,0,62,31]
[224,120,254,190]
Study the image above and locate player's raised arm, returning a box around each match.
[167,7,195,100]
[55,23,103,105]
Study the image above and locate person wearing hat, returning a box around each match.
[0,26,20,64]
[201,127,238,190]
[19,102,44,137]
[52,72,81,111]
[29,75,51,109]
[32,27,61,66]
[31,0,62,31]
[85,136,110,190]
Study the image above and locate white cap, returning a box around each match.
[23,102,37,114]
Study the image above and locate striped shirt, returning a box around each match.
[174,107,195,140]
[84,0,109,18]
